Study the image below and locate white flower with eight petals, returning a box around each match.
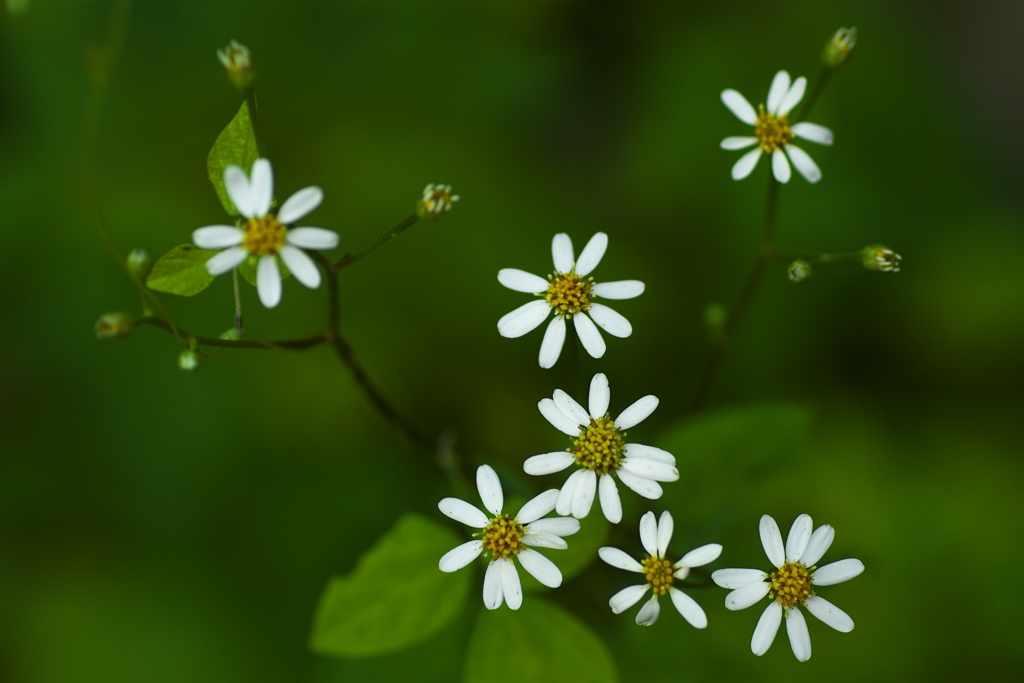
[523,373,678,524]
[599,511,721,627]
[438,464,580,610]
[497,232,644,368]
[720,70,834,183]
[711,513,865,662]
[192,158,339,308]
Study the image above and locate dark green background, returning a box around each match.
[2,0,1022,680]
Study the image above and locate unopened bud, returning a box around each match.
[416,183,460,221]
[95,311,134,339]
[178,349,201,373]
[823,27,856,69]
[788,259,812,283]
[219,327,243,341]
[861,244,901,272]
[126,248,152,281]
[217,40,256,92]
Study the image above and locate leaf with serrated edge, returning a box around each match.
[145,244,217,296]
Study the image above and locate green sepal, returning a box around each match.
[145,244,217,296]
[308,513,470,658]
[208,100,259,216]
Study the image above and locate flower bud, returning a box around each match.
[787,259,812,284]
[95,311,134,339]
[217,40,256,92]
[861,244,901,272]
[823,27,856,69]
[219,327,243,341]
[416,183,460,221]
[178,349,201,373]
[126,248,152,281]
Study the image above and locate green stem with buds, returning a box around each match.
[332,213,421,271]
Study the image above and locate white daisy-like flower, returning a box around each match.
[192,158,339,308]
[523,373,678,524]
[438,464,580,610]
[599,511,721,627]
[711,513,865,662]
[720,70,834,183]
[497,232,644,369]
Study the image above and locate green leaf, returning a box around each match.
[208,100,259,216]
[309,513,470,658]
[463,597,618,683]
[145,244,217,296]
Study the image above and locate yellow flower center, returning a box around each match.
[642,555,675,596]
[242,215,287,256]
[768,561,815,608]
[570,416,625,475]
[755,105,795,153]
[481,514,526,560]
[544,272,594,318]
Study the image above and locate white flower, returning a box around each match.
[192,158,339,308]
[711,513,865,662]
[497,232,644,369]
[438,464,580,610]
[523,373,678,524]
[720,70,834,183]
[417,183,459,219]
[599,511,721,627]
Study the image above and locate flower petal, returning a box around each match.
[598,547,644,572]
[224,164,253,218]
[553,389,589,426]
[751,602,782,655]
[193,226,244,249]
[771,148,792,183]
[784,143,821,183]
[522,532,568,550]
[721,89,757,125]
[483,560,503,609]
[804,595,854,632]
[573,313,606,359]
[731,148,762,180]
[476,464,504,516]
[279,245,321,289]
[277,186,323,224]
[598,473,622,524]
[712,567,767,589]
[286,227,338,250]
[523,451,575,476]
[551,233,574,273]
[639,511,658,557]
[588,372,610,419]
[623,444,674,463]
[791,122,833,146]
[786,513,813,562]
[538,316,567,369]
[518,549,562,588]
[669,588,707,628]
[766,70,791,116]
[526,517,580,538]
[615,395,659,430]
[439,540,483,572]
[571,469,597,518]
[777,76,806,116]
[720,136,758,150]
[656,511,674,558]
[802,524,835,567]
[500,558,523,610]
[609,584,648,614]
[592,280,644,300]
[538,397,582,436]
[574,232,607,277]
[516,489,558,524]
[725,580,770,610]
[616,469,663,500]
[556,469,584,516]
[587,304,632,338]
[635,594,660,626]
[498,300,550,338]
[438,497,489,527]
[785,606,812,661]
[205,246,248,276]
[760,514,785,567]
[498,268,548,293]
[812,558,864,586]
[619,456,678,482]
[680,543,722,568]
[249,158,273,218]
[256,255,282,308]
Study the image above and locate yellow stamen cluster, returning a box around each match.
[570,416,625,474]
[545,272,594,318]
[642,556,675,596]
[242,215,287,256]
[755,105,795,154]
[768,561,815,608]
[481,514,526,560]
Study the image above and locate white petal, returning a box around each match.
[498,268,548,293]
[609,584,648,614]
[720,136,758,150]
[483,560,503,609]
[573,313,606,359]
[731,148,762,180]
[813,558,864,586]
[791,122,833,146]
[574,232,607,276]
[518,549,562,588]
[656,511,674,558]
[615,395,659,430]
[516,489,558,525]
[205,246,248,276]
[616,469,663,500]
[588,372,610,418]
[785,606,812,661]
[784,144,821,183]
[622,444,674,464]
[777,76,806,116]
[522,532,568,550]
[279,245,321,289]
[256,255,282,308]
[587,304,632,338]
[598,473,622,524]
[286,227,338,250]
[277,186,323,224]
[635,595,660,626]
[592,280,644,300]
[620,457,678,482]
[249,158,273,218]
[555,470,584,516]
[551,233,574,273]
[500,559,523,610]
[804,595,854,632]
[726,580,770,610]
[552,389,589,426]
[786,514,813,562]
[526,517,580,538]
[497,300,550,338]
[751,602,782,655]
[224,164,253,218]
[771,148,792,183]
[437,497,489,527]
[638,511,658,557]
[721,89,757,125]
[439,540,483,572]
[523,451,575,476]
[680,543,722,568]
[802,525,835,567]
[766,70,791,115]
[712,567,767,589]
[538,316,567,369]
[538,397,582,436]
[598,547,644,572]
[571,470,597,518]
[193,226,244,249]
[760,515,785,568]
[669,588,707,628]
[476,464,504,516]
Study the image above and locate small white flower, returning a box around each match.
[711,513,865,662]
[438,464,580,610]
[720,70,834,183]
[417,183,459,219]
[192,158,339,308]
[599,511,721,627]
[497,232,644,369]
[523,373,678,524]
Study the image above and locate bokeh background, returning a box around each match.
[2,0,1023,680]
